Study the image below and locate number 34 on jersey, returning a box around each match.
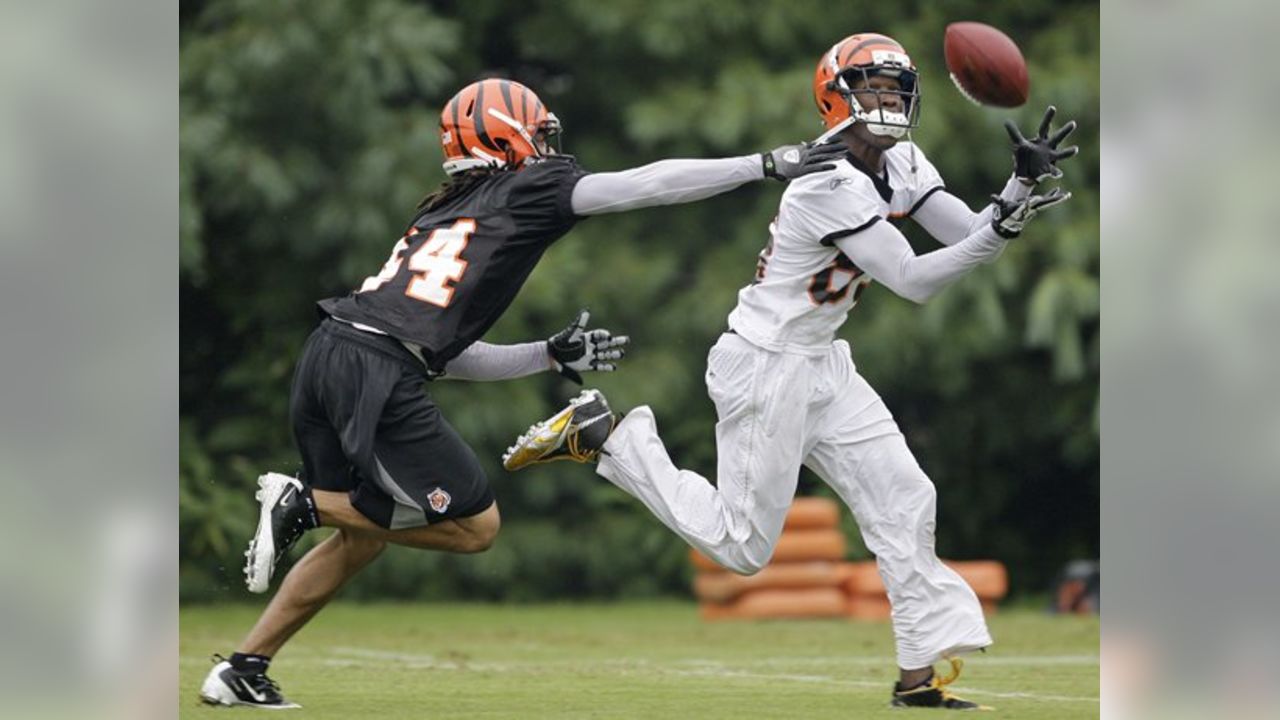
[359,219,475,308]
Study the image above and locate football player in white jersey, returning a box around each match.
[504,32,1078,710]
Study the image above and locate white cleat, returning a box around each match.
[200,657,301,709]
[243,472,310,594]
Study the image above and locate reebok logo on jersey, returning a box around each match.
[427,488,452,514]
[829,176,855,191]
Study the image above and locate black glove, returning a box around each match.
[1004,106,1079,185]
[762,140,845,181]
[990,187,1072,239]
[547,309,630,384]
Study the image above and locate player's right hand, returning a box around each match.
[762,140,845,181]
[990,187,1071,239]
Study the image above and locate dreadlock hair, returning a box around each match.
[415,167,500,215]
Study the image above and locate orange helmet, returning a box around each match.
[813,33,920,139]
[439,79,562,175]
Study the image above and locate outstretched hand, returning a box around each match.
[762,140,846,181]
[547,309,630,384]
[990,187,1072,239]
[1004,106,1079,185]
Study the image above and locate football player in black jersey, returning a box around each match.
[200,78,844,708]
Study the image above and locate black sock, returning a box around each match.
[229,652,271,674]
[299,486,320,529]
[895,670,934,692]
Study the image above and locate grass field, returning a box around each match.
[181,602,1098,718]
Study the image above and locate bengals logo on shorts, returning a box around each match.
[427,487,452,514]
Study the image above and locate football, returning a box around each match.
[944,22,1029,108]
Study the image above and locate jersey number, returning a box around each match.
[752,219,779,284]
[808,252,868,306]
[359,219,475,308]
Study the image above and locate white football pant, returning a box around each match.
[597,332,992,669]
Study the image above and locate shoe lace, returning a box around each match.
[936,656,963,689]
[505,391,613,465]
[566,420,588,460]
[245,671,283,695]
[565,411,611,462]
[211,653,281,695]
[933,656,979,705]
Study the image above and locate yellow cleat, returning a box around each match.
[890,657,993,711]
[503,389,616,471]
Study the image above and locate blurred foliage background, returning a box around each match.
[179,0,1098,603]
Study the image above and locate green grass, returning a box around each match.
[181,602,1098,718]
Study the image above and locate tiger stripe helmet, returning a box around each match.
[439,79,561,175]
[813,33,921,139]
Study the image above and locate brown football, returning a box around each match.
[944,22,1029,108]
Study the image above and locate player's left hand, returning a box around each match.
[762,140,845,181]
[547,309,630,384]
[1004,105,1079,185]
[990,187,1072,239]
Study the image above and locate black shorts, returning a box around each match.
[288,318,494,528]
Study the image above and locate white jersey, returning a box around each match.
[727,142,944,354]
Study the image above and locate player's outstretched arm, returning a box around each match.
[835,188,1070,304]
[912,178,1031,248]
[570,141,843,216]
[913,105,1077,247]
[440,309,628,383]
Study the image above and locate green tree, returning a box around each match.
[181,0,1099,602]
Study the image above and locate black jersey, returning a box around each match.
[318,156,589,373]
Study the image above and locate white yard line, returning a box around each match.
[318,647,1097,668]
[325,646,509,671]
[951,686,1101,703]
[733,654,1099,667]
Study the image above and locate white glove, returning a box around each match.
[547,309,630,384]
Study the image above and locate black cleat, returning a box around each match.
[891,658,992,710]
[502,389,616,471]
[200,655,300,709]
[244,472,314,594]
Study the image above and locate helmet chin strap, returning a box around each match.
[487,107,543,159]
[906,128,918,173]
[815,116,855,144]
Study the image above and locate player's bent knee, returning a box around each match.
[454,501,501,553]
[461,532,495,554]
